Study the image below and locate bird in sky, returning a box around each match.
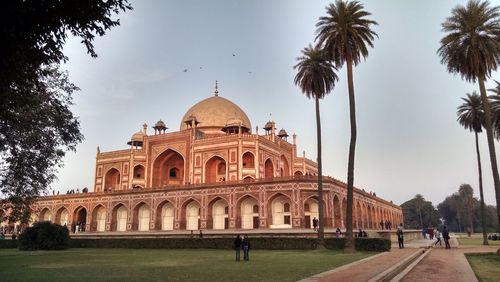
[183,69,188,72]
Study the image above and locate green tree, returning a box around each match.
[401,195,441,229]
[438,0,500,230]
[294,44,338,246]
[414,194,425,229]
[0,0,132,223]
[315,0,378,251]
[457,93,489,245]
[487,81,500,139]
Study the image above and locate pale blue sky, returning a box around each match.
[57,0,500,206]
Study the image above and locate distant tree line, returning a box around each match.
[401,185,498,232]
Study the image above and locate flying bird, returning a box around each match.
[183,69,188,72]
[232,54,236,56]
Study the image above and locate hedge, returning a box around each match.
[69,237,390,252]
[0,237,391,252]
[18,221,70,250]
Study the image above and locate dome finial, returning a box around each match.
[214,80,219,96]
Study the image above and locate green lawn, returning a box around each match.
[0,248,374,281]
[458,237,500,246]
[467,254,500,282]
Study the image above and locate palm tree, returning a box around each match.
[294,44,338,246]
[414,194,425,230]
[315,0,378,251]
[457,93,488,245]
[488,81,500,139]
[438,0,500,231]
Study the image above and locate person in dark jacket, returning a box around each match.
[234,235,242,261]
[242,234,251,261]
[443,226,451,249]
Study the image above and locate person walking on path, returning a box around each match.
[242,234,251,261]
[443,226,451,249]
[234,235,242,261]
[397,224,404,249]
[434,228,442,247]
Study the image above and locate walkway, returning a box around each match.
[302,236,499,282]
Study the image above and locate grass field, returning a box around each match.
[466,253,500,282]
[0,248,373,282]
[457,237,500,246]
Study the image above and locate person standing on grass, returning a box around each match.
[443,226,451,249]
[242,234,251,261]
[434,228,442,247]
[234,235,242,261]
[397,224,404,249]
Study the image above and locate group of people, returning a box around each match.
[380,220,393,230]
[431,226,451,249]
[234,235,251,261]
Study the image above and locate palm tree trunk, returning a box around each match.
[478,75,500,232]
[475,131,489,245]
[419,210,423,229]
[345,56,356,252]
[315,96,325,246]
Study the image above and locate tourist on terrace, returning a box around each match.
[312,217,318,231]
[335,227,341,238]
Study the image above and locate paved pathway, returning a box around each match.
[302,235,499,282]
[302,239,432,282]
[402,238,498,282]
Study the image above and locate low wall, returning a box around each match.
[372,230,421,243]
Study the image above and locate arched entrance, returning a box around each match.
[304,198,319,229]
[205,156,226,183]
[133,165,145,179]
[210,199,229,230]
[240,197,259,229]
[356,202,362,229]
[270,195,292,228]
[294,171,303,176]
[264,159,274,178]
[242,152,255,168]
[111,204,128,231]
[157,202,175,230]
[152,149,185,187]
[104,168,121,191]
[280,155,290,177]
[39,208,52,221]
[185,201,200,230]
[91,205,106,232]
[55,207,69,226]
[133,203,150,231]
[73,207,87,232]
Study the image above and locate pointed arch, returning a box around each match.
[111,203,128,231]
[236,195,259,229]
[133,164,145,179]
[208,197,229,230]
[242,151,255,169]
[333,195,341,228]
[205,155,226,183]
[73,206,88,232]
[155,200,175,231]
[303,197,319,229]
[104,168,121,191]
[264,158,274,178]
[91,204,107,232]
[280,155,290,177]
[181,199,201,230]
[54,207,69,226]
[152,149,185,187]
[268,193,292,228]
[132,202,150,231]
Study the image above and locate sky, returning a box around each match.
[55,0,500,207]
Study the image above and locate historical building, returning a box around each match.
[27,83,402,233]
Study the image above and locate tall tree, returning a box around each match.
[414,194,425,229]
[0,0,132,223]
[294,44,338,246]
[459,184,476,233]
[438,0,500,231]
[315,0,377,251]
[488,82,500,139]
[456,93,488,245]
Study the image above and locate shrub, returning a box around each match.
[0,239,18,249]
[354,238,391,252]
[68,237,390,251]
[18,221,70,250]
